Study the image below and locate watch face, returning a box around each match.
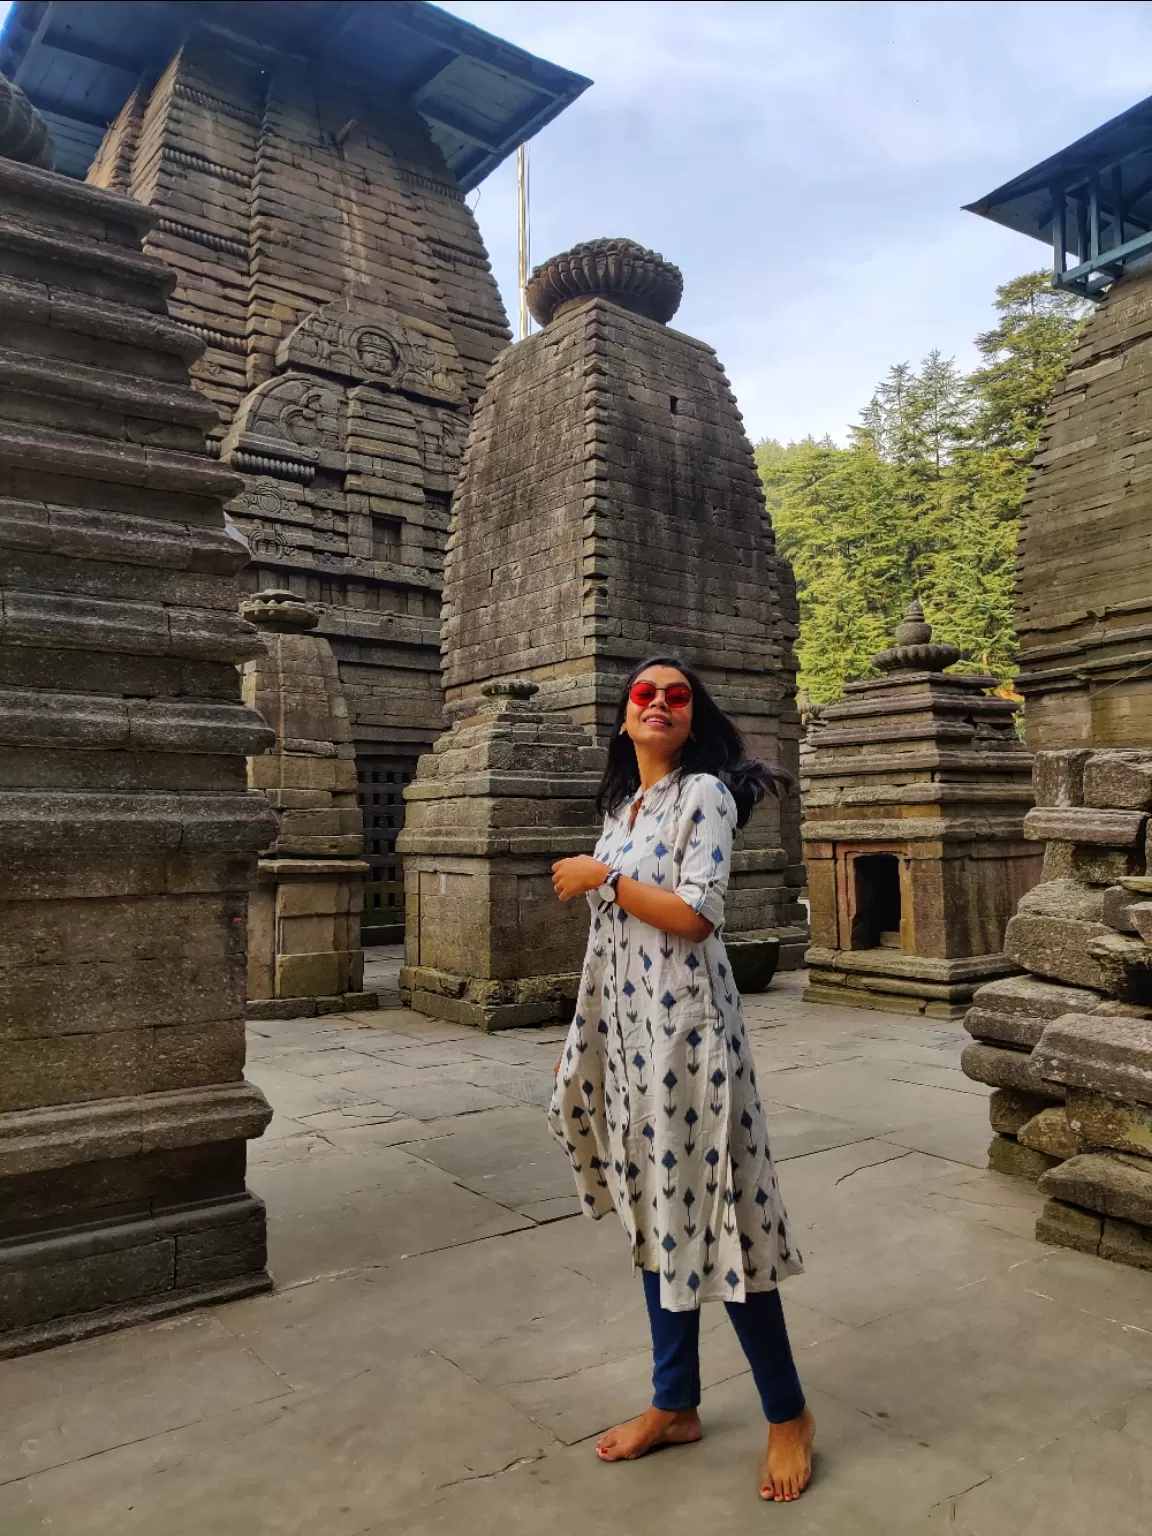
[598,883,616,903]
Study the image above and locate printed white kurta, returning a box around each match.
[548,770,803,1311]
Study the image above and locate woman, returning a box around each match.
[548,657,815,1503]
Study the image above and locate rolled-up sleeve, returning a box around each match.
[674,777,735,930]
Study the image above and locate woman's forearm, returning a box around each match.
[613,875,713,942]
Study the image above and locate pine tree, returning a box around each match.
[757,271,1088,702]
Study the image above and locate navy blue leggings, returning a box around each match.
[642,1269,805,1423]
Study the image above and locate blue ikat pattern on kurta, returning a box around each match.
[548,771,803,1311]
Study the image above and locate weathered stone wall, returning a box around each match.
[86,30,511,939]
[1016,267,1152,750]
[961,748,1152,1271]
[0,128,277,1353]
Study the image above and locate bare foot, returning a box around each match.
[596,1406,702,1462]
[760,1405,816,1501]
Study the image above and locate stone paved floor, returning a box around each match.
[4,959,1152,1534]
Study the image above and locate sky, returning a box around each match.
[437,0,1152,444]
[5,0,1151,443]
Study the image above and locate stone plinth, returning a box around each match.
[802,602,1039,1019]
[0,111,277,1355]
[1016,268,1152,750]
[83,23,515,943]
[397,683,604,1030]
[240,590,374,1020]
[420,236,807,980]
[960,747,1152,1272]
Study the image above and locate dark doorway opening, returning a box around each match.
[850,853,902,950]
[357,751,418,944]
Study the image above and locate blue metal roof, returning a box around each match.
[0,0,590,188]
[966,94,1152,298]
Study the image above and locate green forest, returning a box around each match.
[755,271,1088,704]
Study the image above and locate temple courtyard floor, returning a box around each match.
[4,957,1152,1535]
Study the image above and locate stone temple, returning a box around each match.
[400,238,807,1029]
[0,0,588,945]
[961,97,1152,1270]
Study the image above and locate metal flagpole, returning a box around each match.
[517,142,529,341]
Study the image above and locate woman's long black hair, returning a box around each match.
[595,655,792,829]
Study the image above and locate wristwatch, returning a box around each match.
[597,868,623,904]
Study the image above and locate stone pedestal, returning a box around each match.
[961,748,1152,1271]
[0,97,277,1355]
[240,590,374,1019]
[803,603,1038,1019]
[398,683,604,1030]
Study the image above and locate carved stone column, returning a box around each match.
[0,82,276,1355]
[240,589,374,1018]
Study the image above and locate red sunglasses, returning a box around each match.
[629,680,693,711]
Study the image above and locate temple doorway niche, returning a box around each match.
[357,752,418,944]
[848,852,903,951]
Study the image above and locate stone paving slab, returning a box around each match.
[4,970,1152,1534]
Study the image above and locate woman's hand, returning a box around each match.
[551,856,610,902]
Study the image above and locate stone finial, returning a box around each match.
[240,588,320,633]
[526,238,683,328]
[0,72,54,169]
[871,598,960,674]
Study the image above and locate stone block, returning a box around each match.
[1100,1215,1152,1272]
[0,1238,174,1329]
[1066,1088,1152,1156]
[1102,885,1141,933]
[1083,752,1152,811]
[962,1040,1063,1098]
[1035,1197,1103,1256]
[1039,1150,1152,1225]
[275,950,344,998]
[1004,914,1118,992]
[1017,1106,1081,1160]
[1023,806,1148,847]
[1033,1013,1152,1104]
[987,1133,1059,1180]
[989,1088,1059,1135]
[1032,749,1092,808]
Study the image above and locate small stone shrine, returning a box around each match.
[962,749,1152,1270]
[802,602,1038,1018]
[0,78,276,1354]
[240,590,374,1019]
[399,237,806,1028]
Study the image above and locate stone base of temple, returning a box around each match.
[805,947,1018,1019]
[399,963,580,1032]
[768,928,811,973]
[248,992,379,1021]
[0,1192,271,1361]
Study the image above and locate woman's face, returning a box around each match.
[623,665,694,758]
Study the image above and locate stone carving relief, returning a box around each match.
[277,289,465,405]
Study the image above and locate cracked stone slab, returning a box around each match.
[799,1271,1152,1477]
[9,1352,556,1536]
